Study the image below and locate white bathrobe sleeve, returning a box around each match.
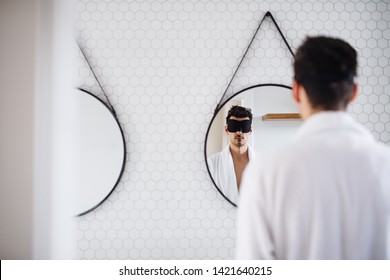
[207,145,238,204]
[207,145,259,205]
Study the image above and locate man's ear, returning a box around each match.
[225,125,229,134]
[292,80,301,103]
[348,84,358,104]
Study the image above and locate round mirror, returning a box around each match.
[205,84,301,206]
[72,88,126,216]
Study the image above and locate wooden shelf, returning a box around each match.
[261,113,302,121]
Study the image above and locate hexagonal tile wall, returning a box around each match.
[74,0,390,259]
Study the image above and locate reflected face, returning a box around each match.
[225,116,252,148]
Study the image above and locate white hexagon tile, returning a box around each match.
[74,0,390,259]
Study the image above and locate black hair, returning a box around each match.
[293,36,357,110]
[225,105,253,124]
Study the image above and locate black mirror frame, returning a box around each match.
[75,88,127,217]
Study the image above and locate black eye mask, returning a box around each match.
[227,119,251,133]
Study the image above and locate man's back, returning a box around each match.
[236,112,390,259]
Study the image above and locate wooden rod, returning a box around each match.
[262,113,302,121]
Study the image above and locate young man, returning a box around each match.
[236,36,390,259]
[207,105,258,205]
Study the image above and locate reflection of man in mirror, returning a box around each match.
[207,105,259,204]
[236,36,390,259]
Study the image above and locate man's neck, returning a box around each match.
[303,108,347,121]
[229,144,249,157]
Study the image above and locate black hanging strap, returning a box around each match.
[76,40,117,116]
[267,12,295,58]
[215,11,295,113]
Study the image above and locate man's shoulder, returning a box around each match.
[207,147,229,165]
[370,141,390,162]
[207,151,221,162]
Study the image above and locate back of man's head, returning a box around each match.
[294,36,357,110]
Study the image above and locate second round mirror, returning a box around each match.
[72,88,126,216]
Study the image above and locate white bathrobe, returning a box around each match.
[207,145,258,205]
[236,112,390,259]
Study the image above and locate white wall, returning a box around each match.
[74,0,390,259]
[34,0,76,259]
[0,0,76,259]
[0,0,38,259]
